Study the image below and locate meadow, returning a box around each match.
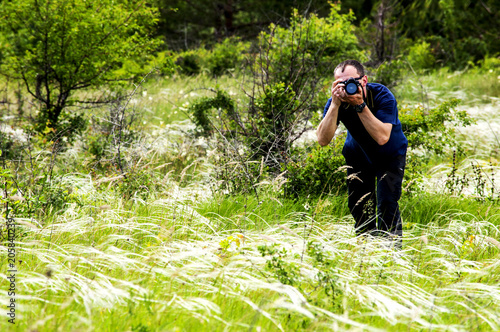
[1,68,500,332]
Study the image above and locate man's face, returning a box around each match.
[334,65,362,82]
[335,66,367,90]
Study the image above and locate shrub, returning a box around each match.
[174,49,205,75]
[32,110,88,146]
[407,40,436,71]
[117,168,158,201]
[477,56,500,73]
[257,5,362,94]
[211,150,267,196]
[400,98,474,156]
[189,89,237,137]
[422,35,488,70]
[191,4,362,174]
[206,37,249,76]
[284,137,346,199]
[399,99,475,194]
[1,140,82,219]
[369,59,407,88]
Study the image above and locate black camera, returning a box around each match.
[341,77,361,95]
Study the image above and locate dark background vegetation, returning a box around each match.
[156,0,498,68]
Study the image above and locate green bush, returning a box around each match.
[453,37,488,69]
[284,137,346,199]
[117,168,158,201]
[369,59,407,88]
[206,37,249,76]
[476,56,500,73]
[174,49,205,75]
[0,131,22,160]
[189,89,236,137]
[407,40,436,71]
[212,152,267,196]
[32,110,87,145]
[399,99,475,195]
[422,35,488,70]
[257,5,362,92]
[400,98,474,156]
[190,83,300,172]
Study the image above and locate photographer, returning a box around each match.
[316,60,408,245]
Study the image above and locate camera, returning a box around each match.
[341,77,361,95]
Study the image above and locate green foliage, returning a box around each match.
[444,152,498,201]
[284,138,346,199]
[402,154,425,196]
[173,38,248,77]
[218,234,244,258]
[399,0,498,69]
[478,56,500,72]
[212,153,267,196]
[113,51,175,78]
[190,4,363,186]
[406,40,436,71]
[249,82,300,164]
[1,167,81,219]
[400,99,475,156]
[418,35,488,70]
[174,49,206,75]
[306,241,342,308]
[32,110,88,145]
[0,131,21,161]
[85,100,141,170]
[0,0,164,130]
[356,1,402,66]
[399,99,475,195]
[190,83,301,173]
[154,0,330,49]
[206,37,249,76]
[369,59,407,88]
[189,89,236,137]
[258,241,343,310]
[258,5,361,92]
[117,168,158,201]
[258,244,300,286]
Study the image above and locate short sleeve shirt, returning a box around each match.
[323,83,407,163]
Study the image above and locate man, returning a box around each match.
[316,60,408,241]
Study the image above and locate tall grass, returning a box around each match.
[395,66,500,107]
[2,177,500,331]
[2,67,500,331]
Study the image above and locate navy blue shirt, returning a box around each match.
[323,83,407,163]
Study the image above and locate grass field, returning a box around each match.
[1,68,500,331]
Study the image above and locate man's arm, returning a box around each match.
[341,83,392,146]
[317,101,340,146]
[317,80,343,146]
[357,104,392,145]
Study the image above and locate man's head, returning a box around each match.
[334,59,365,77]
[334,60,367,95]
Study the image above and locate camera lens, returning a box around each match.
[345,82,358,95]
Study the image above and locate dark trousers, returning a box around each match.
[344,153,406,237]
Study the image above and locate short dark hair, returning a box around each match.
[334,60,365,77]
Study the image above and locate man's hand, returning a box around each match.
[340,84,364,106]
[331,79,345,106]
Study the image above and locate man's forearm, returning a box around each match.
[317,103,339,146]
[358,105,392,145]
